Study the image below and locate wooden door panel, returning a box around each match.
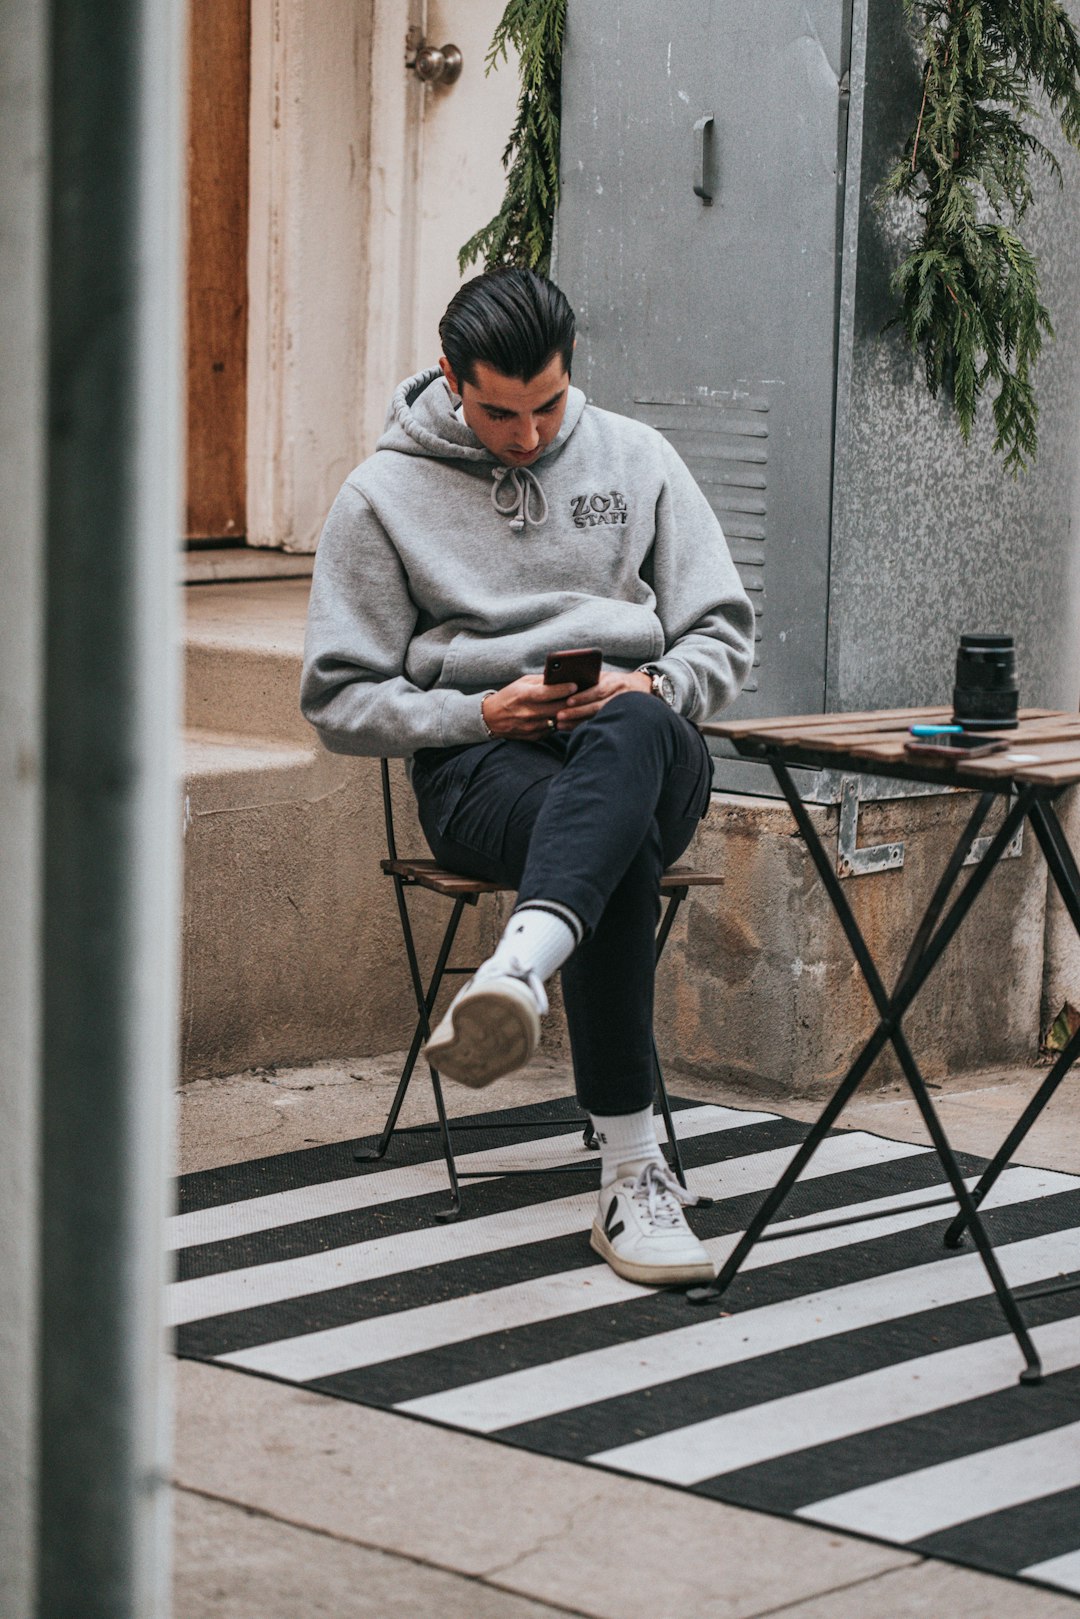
[186,0,249,541]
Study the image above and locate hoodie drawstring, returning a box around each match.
[491,465,548,532]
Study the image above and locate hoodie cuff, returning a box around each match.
[438,688,497,747]
[646,659,693,717]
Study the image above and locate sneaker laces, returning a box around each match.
[474,954,549,1016]
[630,1160,699,1226]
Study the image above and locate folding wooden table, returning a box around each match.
[691,706,1080,1383]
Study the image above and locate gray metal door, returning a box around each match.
[557,1,851,733]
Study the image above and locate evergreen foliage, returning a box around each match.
[458,0,566,277]
[884,0,1080,472]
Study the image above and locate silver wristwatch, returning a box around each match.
[639,664,677,707]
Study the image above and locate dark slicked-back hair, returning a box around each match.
[439,267,575,387]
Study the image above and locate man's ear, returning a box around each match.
[438,356,460,396]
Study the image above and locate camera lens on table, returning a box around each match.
[952,633,1019,730]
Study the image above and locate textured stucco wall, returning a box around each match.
[826,1,1080,1053]
[1043,785,1080,1031]
[652,789,1046,1098]
[828,0,1080,717]
[180,745,494,1079]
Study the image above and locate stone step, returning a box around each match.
[183,546,314,586]
[183,727,318,803]
[185,578,312,745]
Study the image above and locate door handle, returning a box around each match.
[693,114,714,204]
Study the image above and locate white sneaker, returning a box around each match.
[423,957,548,1088]
[590,1160,715,1287]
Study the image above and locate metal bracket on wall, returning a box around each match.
[836,777,1025,878]
[963,796,1024,866]
[837,777,904,878]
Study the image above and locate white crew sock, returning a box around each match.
[589,1105,664,1186]
[487,902,581,985]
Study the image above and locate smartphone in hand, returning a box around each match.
[543,648,602,691]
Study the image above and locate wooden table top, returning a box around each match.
[700,707,1080,790]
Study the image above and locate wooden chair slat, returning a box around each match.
[661,866,723,888]
[382,857,721,894]
[380,857,507,896]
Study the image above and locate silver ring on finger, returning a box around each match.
[547,718,556,730]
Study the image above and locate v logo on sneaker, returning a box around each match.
[604,1197,625,1242]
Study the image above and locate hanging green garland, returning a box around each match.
[458,0,566,277]
[883,0,1080,472]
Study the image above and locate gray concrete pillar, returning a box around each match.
[36,1,185,1614]
[0,2,48,1613]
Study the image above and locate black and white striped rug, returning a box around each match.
[173,1096,1080,1594]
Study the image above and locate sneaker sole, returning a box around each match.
[589,1222,715,1287]
[423,987,539,1088]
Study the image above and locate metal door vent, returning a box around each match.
[634,394,767,693]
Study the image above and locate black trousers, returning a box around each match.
[410,692,712,1114]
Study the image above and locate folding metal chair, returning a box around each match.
[355,757,723,1220]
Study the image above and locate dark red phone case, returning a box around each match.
[543,647,603,690]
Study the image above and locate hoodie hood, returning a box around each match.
[377,366,587,465]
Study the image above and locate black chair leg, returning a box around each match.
[429,1066,463,1222]
[354,884,468,1220]
[652,886,700,1195]
[653,1037,689,1191]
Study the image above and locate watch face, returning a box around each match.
[658,673,676,706]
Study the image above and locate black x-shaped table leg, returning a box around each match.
[689,762,1049,1385]
[942,795,1080,1252]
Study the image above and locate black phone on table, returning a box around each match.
[904,734,1010,760]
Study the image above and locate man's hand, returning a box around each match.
[481,674,577,739]
[556,668,653,729]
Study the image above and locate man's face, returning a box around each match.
[439,352,570,467]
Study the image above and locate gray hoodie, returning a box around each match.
[301,367,754,757]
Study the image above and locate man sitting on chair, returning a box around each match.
[301,267,754,1286]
